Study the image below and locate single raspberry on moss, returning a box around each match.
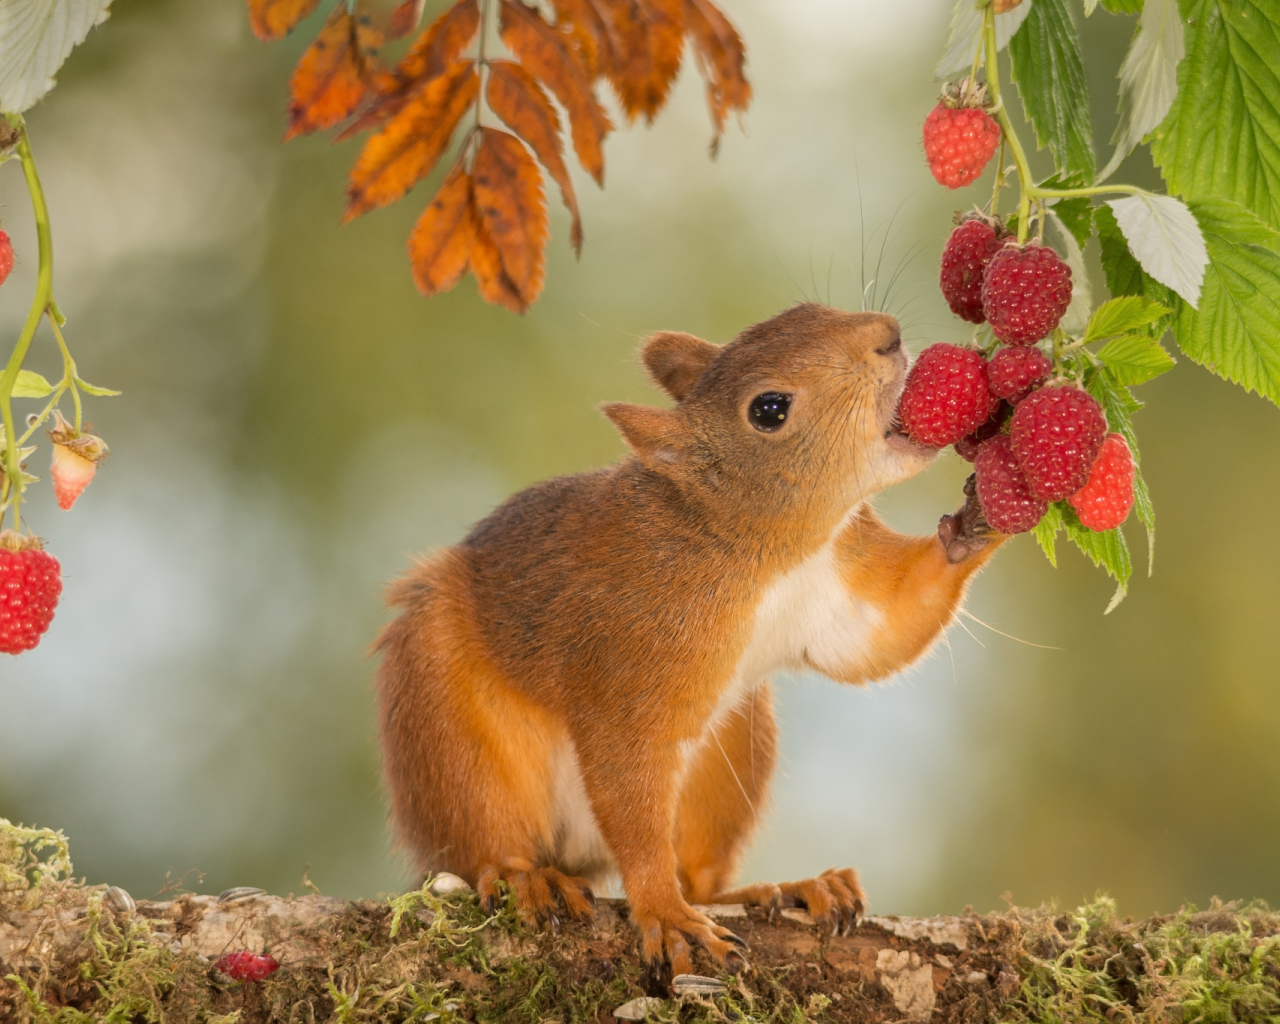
[923,104,1001,189]
[981,243,1073,345]
[215,951,280,982]
[0,230,12,287]
[1068,433,1135,531]
[974,435,1045,533]
[989,345,1053,403]
[940,218,1006,323]
[898,343,993,448]
[954,399,1011,462]
[1009,385,1107,501]
[0,531,62,655]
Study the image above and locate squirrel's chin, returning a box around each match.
[879,429,940,481]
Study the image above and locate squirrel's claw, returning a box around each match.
[636,904,747,979]
[475,862,596,931]
[939,473,994,564]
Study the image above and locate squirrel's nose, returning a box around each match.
[875,334,902,356]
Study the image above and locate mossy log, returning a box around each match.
[2,871,1279,1024]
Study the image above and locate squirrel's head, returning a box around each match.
[603,303,936,536]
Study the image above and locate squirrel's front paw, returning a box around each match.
[632,902,749,979]
[938,473,994,563]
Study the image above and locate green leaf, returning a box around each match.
[936,0,1033,79]
[0,0,113,113]
[1085,366,1156,574]
[1097,334,1177,384]
[1170,198,1280,405]
[1095,205,1177,308]
[1106,193,1208,306]
[1084,295,1171,341]
[1100,0,1144,13]
[73,376,120,397]
[1062,504,1133,612]
[1009,0,1095,180]
[1033,501,1065,567]
[11,370,53,398]
[1150,0,1280,230]
[1098,0,1184,181]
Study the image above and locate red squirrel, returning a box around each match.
[376,303,1002,976]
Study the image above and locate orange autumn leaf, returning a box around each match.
[487,61,583,255]
[470,215,526,312]
[685,0,750,150]
[246,0,320,41]
[408,164,476,297]
[595,0,650,121]
[338,0,480,141]
[549,0,611,79]
[635,0,685,122]
[471,127,548,312]
[387,0,426,39]
[344,60,479,221]
[286,6,384,141]
[499,0,612,187]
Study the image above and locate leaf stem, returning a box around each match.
[48,314,81,432]
[0,116,55,534]
[982,5,1034,242]
[1029,183,1141,199]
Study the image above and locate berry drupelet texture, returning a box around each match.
[1009,386,1107,502]
[898,343,993,448]
[0,534,62,655]
[981,243,1073,345]
[1068,433,1135,530]
[940,219,1006,323]
[988,345,1053,403]
[974,435,1046,533]
[923,104,1001,189]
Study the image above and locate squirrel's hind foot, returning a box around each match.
[476,861,596,933]
[633,903,749,979]
[711,867,864,936]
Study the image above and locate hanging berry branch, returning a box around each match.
[247,0,751,312]
[898,0,1280,610]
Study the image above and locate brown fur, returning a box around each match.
[376,304,1004,975]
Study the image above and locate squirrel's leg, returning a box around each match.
[823,477,1006,682]
[673,686,864,934]
[574,733,750,976]
[377,566,594,928]
[675,684,777,905]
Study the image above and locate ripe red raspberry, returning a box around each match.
[988,345,1052,403]
[898,343,993,448]
[940,219,1005,323]
[954,399,1011,462]
[1009,385,1107,501]
[923,104,1001,189]
[1068,433,1135,531]
[981,243,1073,345]
[215,950,280,982]
[0,230,12,287]
[0,531,62,655]
[974,435,1046,533]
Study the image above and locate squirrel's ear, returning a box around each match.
[642,331,720,402]
[601,403,687,466]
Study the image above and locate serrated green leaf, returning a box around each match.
[1009,0,1095,180]
[1033,501,1065,566]
[0,0,113,112]
[1099,0,1184,181]
[73,376,120,396]
[936,0,1033,79]
[1085,295,1171,341]
[1150,0,1280,230]
[1107,193,1208,306]
[1062,504,1132,611]
[1045,211,1093,336]
[1101,0,1143,13]
[1085,366,1156,574]
[1171,198,1280,406]
[1097,334,1177,384]
[11,369,53,398]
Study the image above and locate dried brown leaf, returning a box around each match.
[471,127,548,312]
[344,60,479,221]
[247,0,321,41]
[286,7,385,141]
[685,0,750,149]
[408,163,477,296]
[549,0,611,78]
[499,0,612,186]
[387,0,426,39]
[487,60,582,255]
[596,0,652,121]
[338,0,480,141]
[635,0,685,121]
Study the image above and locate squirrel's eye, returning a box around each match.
[748,392,792,432]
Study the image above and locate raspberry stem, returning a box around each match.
[0,115,55,534]
[981,4,1034,243]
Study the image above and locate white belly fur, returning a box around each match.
[548,524,884,878]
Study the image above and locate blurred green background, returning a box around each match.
[1,0,1277,918]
